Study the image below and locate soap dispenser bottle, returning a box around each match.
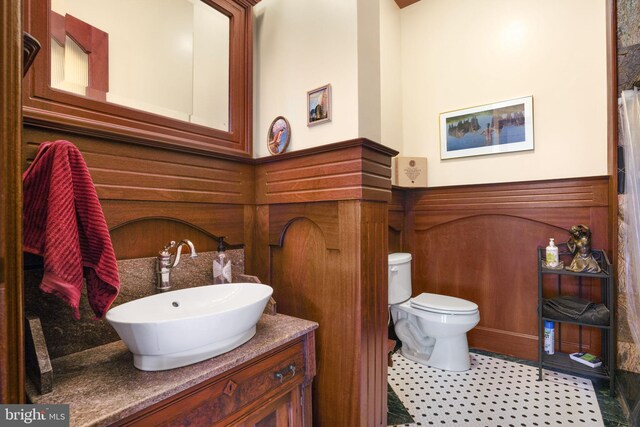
[213,236,232,284]
[546,238,559,268]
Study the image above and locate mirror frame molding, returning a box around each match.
[23,0,258,158]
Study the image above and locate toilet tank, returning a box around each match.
[388,253,412,304]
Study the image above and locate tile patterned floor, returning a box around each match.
[388,352,608,426]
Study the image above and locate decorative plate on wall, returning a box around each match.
[267,116,291,155]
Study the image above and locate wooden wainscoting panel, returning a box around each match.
[411,208,610,252]
[103,201,245,241]
[23,127,255,205]
[1,0,24,402]
[22,128,254,261]
[255,139,397,205]
[389,188,406,254]
[411,176,609,212]
[403,177,610,361]
[251,205,271,286]
[268,200,389,426]
[103,201,247,259]
[109,218,229,260]
[243,205,257,277]
[359,202,389,426]
[268,203,340,250]
[270,214,354,427]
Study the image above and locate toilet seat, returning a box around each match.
[410,293,478,315]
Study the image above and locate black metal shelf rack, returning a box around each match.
[537,246,615,396]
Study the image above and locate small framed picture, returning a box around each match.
[307,84,331,126]
[267,116,291,155]
[440,96,534,160]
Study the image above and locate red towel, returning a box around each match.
[23,140,120,320]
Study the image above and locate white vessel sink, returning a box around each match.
[106,283,273,371]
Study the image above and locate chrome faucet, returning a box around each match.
[156,240,198,292]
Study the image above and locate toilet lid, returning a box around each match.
[410,293,478,314]
[389,253,412,265]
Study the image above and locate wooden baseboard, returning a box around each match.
[469,327,538,361]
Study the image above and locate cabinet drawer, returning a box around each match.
[121,340,306,426]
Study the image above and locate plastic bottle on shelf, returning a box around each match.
[544,320,555,355]
[545,238,559,268]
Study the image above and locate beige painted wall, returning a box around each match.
[380,0,403,154]
[399,0,608,187]
[253,0,359,158]
[253,0,608,181]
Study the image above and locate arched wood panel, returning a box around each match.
[271,218,357,427]
[412,214,601,358]
[109,217,234,260]
[22,127,254,261]
[267,201,389,427]
[402,177,610,361]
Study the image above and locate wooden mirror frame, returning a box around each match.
[22,0,258,158]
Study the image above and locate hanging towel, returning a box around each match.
[23,140,120,320]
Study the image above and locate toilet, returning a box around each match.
[388,253,480,371]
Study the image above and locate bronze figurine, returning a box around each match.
[566,225,601,273]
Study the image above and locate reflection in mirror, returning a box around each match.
[49,0,230,131]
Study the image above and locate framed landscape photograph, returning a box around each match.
[307,84,331,126]
[440,96,534,160]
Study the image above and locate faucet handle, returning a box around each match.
[160,241,177,256]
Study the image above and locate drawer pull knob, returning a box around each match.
[223,380,238,396]
[274,364,296,383]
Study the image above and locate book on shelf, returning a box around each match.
[569,352,602,368]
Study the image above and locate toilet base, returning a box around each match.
[400,334,472,372]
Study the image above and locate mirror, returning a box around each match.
[23,0,255,157]
[49,0,230,131]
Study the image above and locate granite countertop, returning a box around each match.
[26,314,318,427]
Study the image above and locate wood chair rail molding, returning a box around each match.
[407,176,609,212]
[255,138,398,205]
[23,128,255,206]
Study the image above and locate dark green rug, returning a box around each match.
[387,382,414,425]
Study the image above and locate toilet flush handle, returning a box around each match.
[390,266,399,273]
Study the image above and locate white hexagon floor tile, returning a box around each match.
[388,352,603,427]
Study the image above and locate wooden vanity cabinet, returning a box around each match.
[116,332,315,427]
